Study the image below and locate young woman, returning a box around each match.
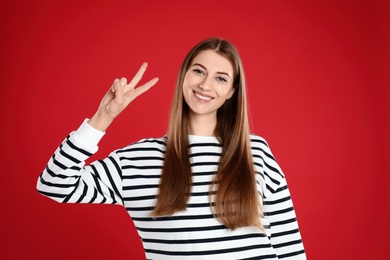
[37,38,306,259]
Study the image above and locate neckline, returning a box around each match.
[188,134,219,143]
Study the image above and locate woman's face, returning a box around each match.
[183,50,235,120]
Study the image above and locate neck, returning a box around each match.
[188,113,217,136]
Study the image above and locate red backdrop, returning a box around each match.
[1,0,388,259]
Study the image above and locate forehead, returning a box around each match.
[191,50,233,74]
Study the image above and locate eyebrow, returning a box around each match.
[192,63,231,78]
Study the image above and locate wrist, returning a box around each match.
[88,111,114,132]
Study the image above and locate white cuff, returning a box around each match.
[71,119,105,152]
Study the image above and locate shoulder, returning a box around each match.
[249,133,282,174]
[115,136,167,155]
[249,134,276,162]
[250,133,286,196]
[132,136,167,147]
[249,133,270,149]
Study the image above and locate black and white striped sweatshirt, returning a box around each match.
[37,120,306,259]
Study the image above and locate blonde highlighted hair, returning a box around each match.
[152,38,262,230]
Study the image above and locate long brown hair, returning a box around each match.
[152,38,262,230]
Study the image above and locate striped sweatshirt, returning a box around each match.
[37,120,306,259]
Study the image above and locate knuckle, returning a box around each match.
[119,78,127,87]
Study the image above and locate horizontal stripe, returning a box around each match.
[145,244,274,256]
[137,224,227,233]
[142,233,266,244]
[65,139,92,156]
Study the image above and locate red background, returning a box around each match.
[1,0,388,259]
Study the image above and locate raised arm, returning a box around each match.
[37,63,159,204]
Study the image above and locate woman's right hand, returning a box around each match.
[89,62,159,131]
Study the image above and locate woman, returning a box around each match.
[37,38,306,259]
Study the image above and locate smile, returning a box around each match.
[195,92,213,101]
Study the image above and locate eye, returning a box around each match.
[216,76,228,83]
[193,68,205,75]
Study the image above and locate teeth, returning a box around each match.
[195,93,212,101]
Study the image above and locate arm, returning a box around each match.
[37,63,159,204]
[37,120,124,204]
[254,137,306,259]
[263,178,306,259]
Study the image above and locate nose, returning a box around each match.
[199,76,212,91]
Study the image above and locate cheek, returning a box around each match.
[182,80,191,96]
[182,73,192,90]
[182,80,192,101]
[216,86,233,98]
[184,74,196,86]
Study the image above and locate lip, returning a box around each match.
[194,91,213,102]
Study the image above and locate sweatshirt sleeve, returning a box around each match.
[252,135,306,259]
[37,119,124,205]
[263,178,306,259]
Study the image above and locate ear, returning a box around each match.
[227,88,235,100]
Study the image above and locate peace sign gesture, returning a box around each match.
[89,62,159,131]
